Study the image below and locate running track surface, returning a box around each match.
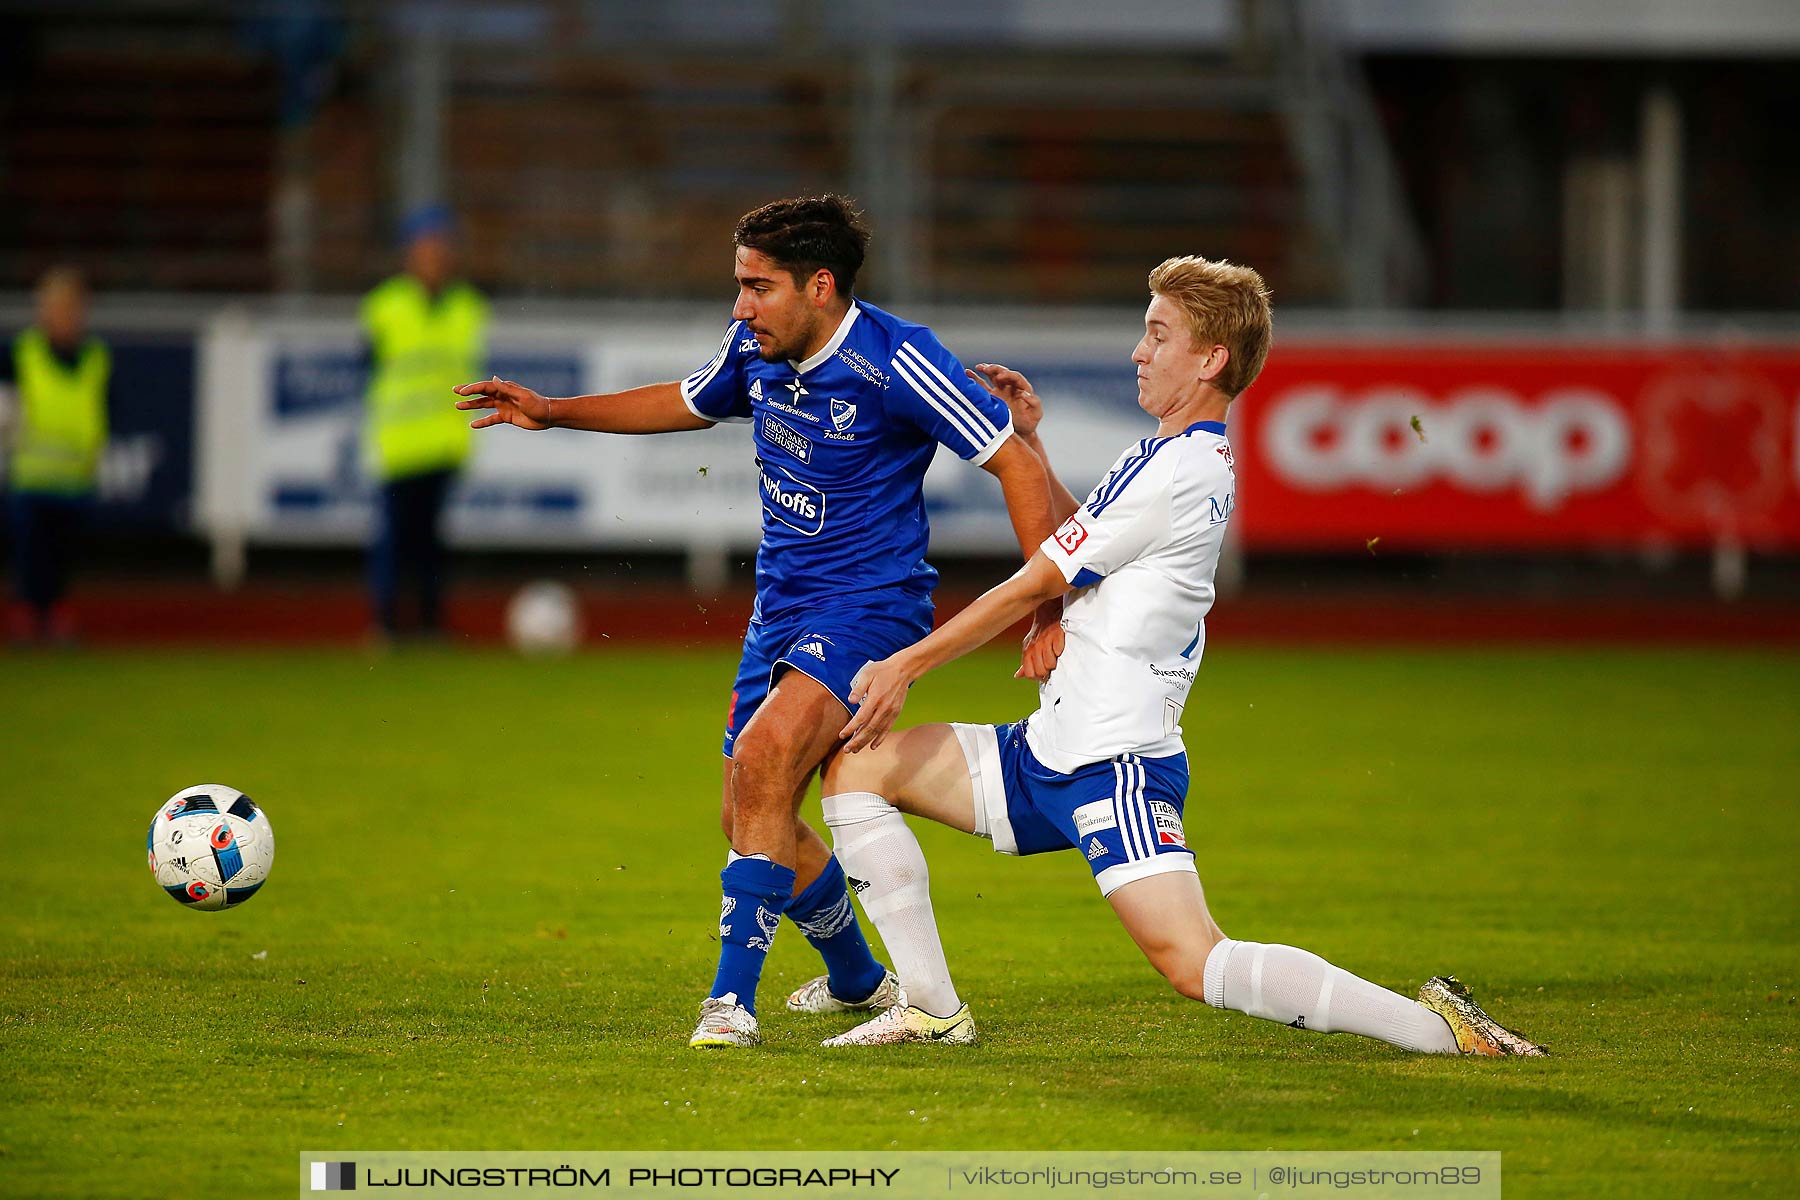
[29,582,1800,647]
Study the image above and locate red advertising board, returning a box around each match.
[1234,342,1800,550]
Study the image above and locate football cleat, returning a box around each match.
[1418,976,1547,1057]
[785,968,905,1015]
[822,1003,977,1047]
[688,994,761,1048]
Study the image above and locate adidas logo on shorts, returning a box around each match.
[798,640,826,659]
[1085,837,1107,861]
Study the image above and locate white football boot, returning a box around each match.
[785,968,905,1015]
[822,1003,977,1047]
[688,994,761,1048]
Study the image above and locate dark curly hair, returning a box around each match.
[733,195,870,296]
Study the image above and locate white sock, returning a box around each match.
[1202,938,1458,1054]
[822,791,962,1017]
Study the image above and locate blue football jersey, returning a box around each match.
[680,301,1013,618]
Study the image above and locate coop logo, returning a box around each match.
[310,1161,356,1191]
[1263,385,1631,510]
[758,462,826,536]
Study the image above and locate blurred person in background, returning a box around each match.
[361,205,488,643]
[2,266,110,645]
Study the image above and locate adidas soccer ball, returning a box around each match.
[505,580,582,655]
[148,784,275,911]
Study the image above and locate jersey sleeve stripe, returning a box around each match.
[894,341,1000,442]
[680,321,741,402]
[889,348,987,449]
[1088,438,1171,517]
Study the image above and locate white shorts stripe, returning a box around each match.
[1111,763,1138,860]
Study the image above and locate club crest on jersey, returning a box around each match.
[829,398,856,432]
[1054,517,1088,553]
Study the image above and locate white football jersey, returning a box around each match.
[1028,420,1236,773]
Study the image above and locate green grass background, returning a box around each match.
[1,646,1796,1197]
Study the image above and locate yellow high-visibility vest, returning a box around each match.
[9,328,109,495]
[361,275,488,481]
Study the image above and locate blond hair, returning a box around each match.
[1146,255,1272,399]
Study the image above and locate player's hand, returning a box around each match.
[840,655,917,753]
[967,363,1043,438]
[452,376,555,431]
[1017,598,1065,682]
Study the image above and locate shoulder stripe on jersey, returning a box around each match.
[1088,438,1173,517]
[1087,440,1159,510]
[895,342,1001,440]
[890,349,986,449]
[681,321,741,400]
[891,341,1000,448]
[890,342,994,447]
[902,342,1003,442]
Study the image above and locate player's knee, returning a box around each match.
[1163,957,1211,1002]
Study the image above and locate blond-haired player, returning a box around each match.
[796,256,1545,1055]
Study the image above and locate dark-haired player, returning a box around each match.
[454,196,1055,1047]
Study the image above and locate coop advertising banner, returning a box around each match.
[207,320,1800,554]
[1235,343,1800,550]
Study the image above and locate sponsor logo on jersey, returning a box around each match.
[758,462,827,536]
[1149,663,1196,683]
[1073,800,1117,836]
[749,378,764,400]
[1207,493,1235,526]
[830,397,857,432]
[1085,837,1109,861]
[1149,800,1186,847]
[1053,517,1088,553]
[836,345,889,387]
[760,414,813,463]
[1215,442,1235,469]
[739,338,760,353]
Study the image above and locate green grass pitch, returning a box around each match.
[2,644,1796,1197]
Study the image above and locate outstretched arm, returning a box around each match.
[841,551,1070,752]
[968,363,1081,523]
[980,434,1065,680]
[452,377,713,434]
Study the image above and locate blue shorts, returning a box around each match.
[722,601,932,757]
[952,720,1197,896]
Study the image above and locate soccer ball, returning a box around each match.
[148,784,275,911]
[505,580,583,655]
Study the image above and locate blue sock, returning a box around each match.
[710,853,796,1016]
[785,854,887,1004]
